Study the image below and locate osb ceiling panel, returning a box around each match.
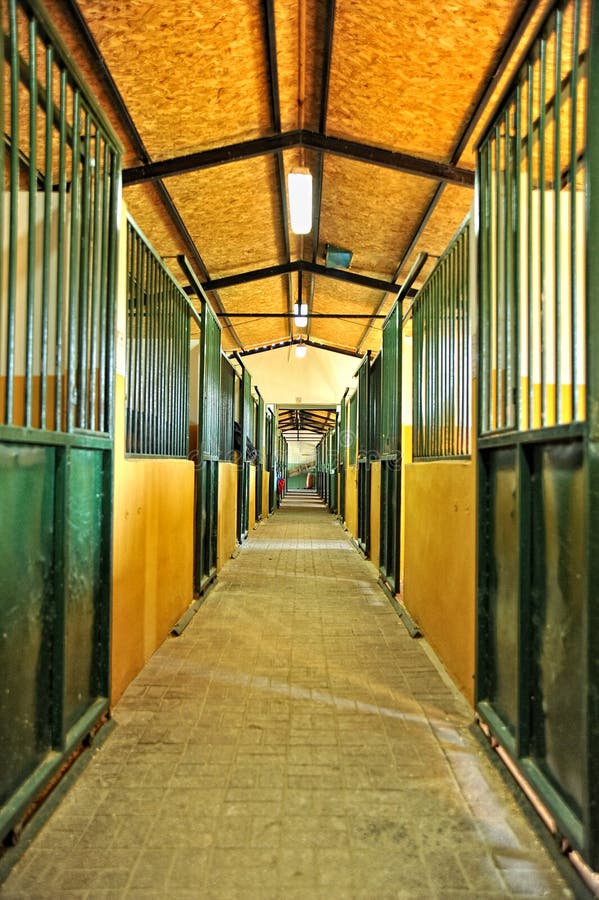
[232,316,289,350]
[308,277,383,351]
[327,0,529,161]
[318,156,440,279]
[275,0,326,132]
[76,0,272,160]
[165,156,286,277]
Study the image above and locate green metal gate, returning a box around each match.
[237,364,251,540]
[0,0,121,842]
[356,353,371,555]
[195,299,220,594]
[329,421,338,513]
[255,391,264,519]
[476,0,598,866]
[266,407,276,514]
[338,389,348,520]
[379,303,402,595]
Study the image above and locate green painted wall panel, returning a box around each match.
[62,449,105,732]
[0,444,54,805]
[530,441,585,815]
[487,448,519,736]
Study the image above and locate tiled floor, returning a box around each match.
[1,496,577,898]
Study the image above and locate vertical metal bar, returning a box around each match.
[493,129,500,430]
[125,225,134,450]
[539,31,547,427]
[500,119,508,429]
[504,105,514,431]
[449,242,455,455]
[134,233,144,453]
[25,17,37,428]
[40,44,54,430]
[0,12,4,425]
[157,267,165,455]
[570,0,581,419]
[66,88,81,434]
[554,9,563,424]
[77,110,92,430]
[527,59,535,431]
[106,150,120,439]
[434,276,440,456]
[89,129,102,432]
[164,270,171,455]
[6,0,20,425]
[97,141,109,434]
[131,229,140,451]
[146,241,155,454]
[479,142,490,435]
[514,80,522,432]
[54,69,68,432]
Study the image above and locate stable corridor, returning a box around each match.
[1,501,574,899]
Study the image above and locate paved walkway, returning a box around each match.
[1,497,575,898]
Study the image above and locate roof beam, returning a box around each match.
[121,129,475,188]
[201,260,409,295]
[216,312,385,318]
[233,338,362,359]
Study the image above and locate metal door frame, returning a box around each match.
[0,0,121,843]
[195,299,221,594]
[378,303,402,595]
[476,0,599,867]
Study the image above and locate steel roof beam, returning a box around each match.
[121,130,475,188]
[201,260,410,295]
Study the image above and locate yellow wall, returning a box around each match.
[403,459,476,704]
[218,462,238,571]
[111,374,195,704]
[345,463,358,537]
[370,460,381,569]
[249,466,257,531]
[262,470,270,519]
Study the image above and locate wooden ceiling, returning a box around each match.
[46,0,554,356]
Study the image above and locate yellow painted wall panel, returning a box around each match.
[262,471,270,519]
[370,460,381,569]
[345,463,358,537]
[400,423,412,585]
[218,462,238,571]
[403,459,476,705]
[111,375,194,704]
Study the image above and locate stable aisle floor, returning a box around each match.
[1,497,575,899]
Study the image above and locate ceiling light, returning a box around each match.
[293,302,308,327]
[288,168,312,234]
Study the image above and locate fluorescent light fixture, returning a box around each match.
[293,302,308,327]
[295,341,307,359]
[288,168,312,234]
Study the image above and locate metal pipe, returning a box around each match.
[476,717,599,897]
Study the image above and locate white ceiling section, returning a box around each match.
[242,344,358,406]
